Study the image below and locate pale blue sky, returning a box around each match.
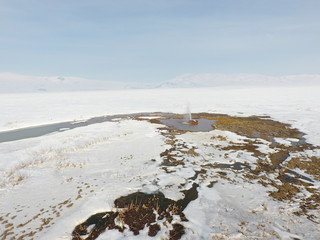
[0,0,319,83]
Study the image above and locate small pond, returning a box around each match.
[159,118,216,132]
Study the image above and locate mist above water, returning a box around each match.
[184,102,192,123]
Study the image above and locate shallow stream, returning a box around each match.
[0,112,216,143]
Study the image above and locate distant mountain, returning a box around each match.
[154,76,204,88]
[0,73,127,93]
[153,73,320,89]
[1,72,319,93]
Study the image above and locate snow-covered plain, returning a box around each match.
[0,86,320,239]
[1,86,319,145]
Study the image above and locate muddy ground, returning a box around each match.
[69,112,320,240]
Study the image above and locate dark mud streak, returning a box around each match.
[72,183,199,240]
[284,169,314,183]
[72,212,120,240]
[216,162,251,171]
[177,183,199,209]
[190,170,205,180]
[203,162,251,171]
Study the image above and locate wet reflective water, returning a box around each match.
[159,118,216,132]
[0,113,171,143]
[0,113,215,143]
[0,122,74,143]
[215,162,251,170]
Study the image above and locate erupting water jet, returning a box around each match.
[185,103,198,125]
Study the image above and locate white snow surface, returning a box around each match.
[0,86,320,239]
[0,86,319,145]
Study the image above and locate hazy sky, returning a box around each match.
[0,0,319,83]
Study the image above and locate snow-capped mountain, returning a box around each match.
[0,73,127,93]
[154,73,320,89]
[1,72,320,93]
[154,75,204,88]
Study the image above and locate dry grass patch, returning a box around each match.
[285,155,320,181]
[191,113,303,141]
[72,189,196,240]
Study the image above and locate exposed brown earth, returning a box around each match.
[72,183,198,240]
[69,112,320,239]
[2,112,319,239]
